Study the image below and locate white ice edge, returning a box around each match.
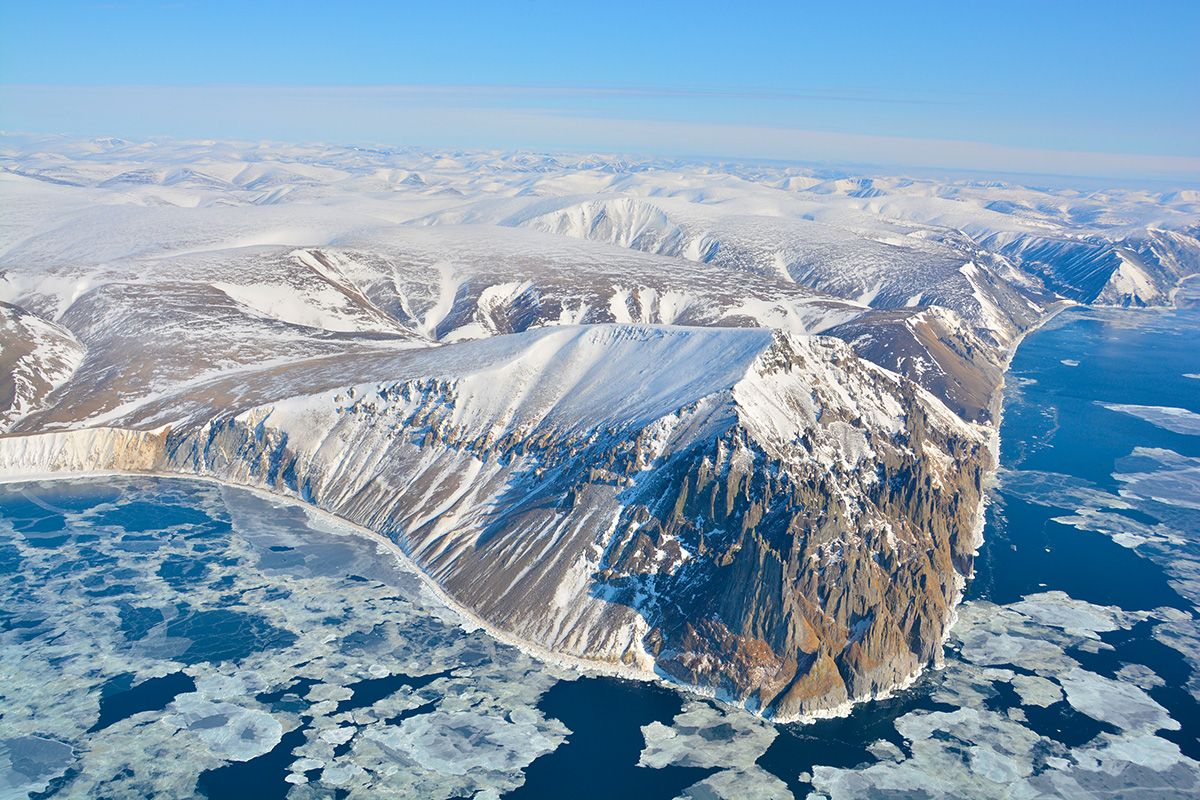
[0,460,967,726]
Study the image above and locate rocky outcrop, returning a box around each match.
[0,426,163,473]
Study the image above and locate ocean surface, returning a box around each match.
[1,285,1198,798]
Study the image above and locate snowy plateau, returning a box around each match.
[1,133,1199,722]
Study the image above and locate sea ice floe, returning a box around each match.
[0,736,76,797]
[163,695,286,761]
[0,477,572,798]
[1007,591,1140,638]
[306,683,354,704]
[318,726,356,746]
[807,591,1199,799]
[953,604,1081,673]
[1101,403,1200,436]
[1113,447,1200,511]
[1009,674,1063,707]
[1034,732,1199,798]
[1058,668,1177,734]
[1116,663,1167,690]
[368,709,564,776]
[1052,506,1183,549]
[636,700,787,800]
[638,699,778,770]
[998,467,1133,511]
[809,707,1045,799]
[678,766,792,800]
[1153,616,1200,703]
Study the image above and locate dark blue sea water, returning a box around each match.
[509,285,1200,797]
[1,284,1197,798]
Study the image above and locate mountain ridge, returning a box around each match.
[1,135,1197,719]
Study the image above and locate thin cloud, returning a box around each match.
[0,84,1194,183]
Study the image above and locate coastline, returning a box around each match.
[0,450,987,728]
[862,298,1081,720]
[928,275,1200,682]
[0,466,660,684]
[0,285,1190,726]
[0,463,927,725]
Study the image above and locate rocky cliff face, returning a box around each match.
[592,335,989,716]
[0,325,989,720]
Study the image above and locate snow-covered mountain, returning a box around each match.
[0,325,990,719]
[1,135,1197,719]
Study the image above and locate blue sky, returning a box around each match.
[1,1,1198,179]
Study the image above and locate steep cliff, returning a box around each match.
[0,325,989,720]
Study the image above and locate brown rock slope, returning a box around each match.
[0,324,990,720]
